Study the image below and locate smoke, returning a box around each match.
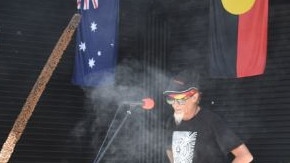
[70,59,171,162]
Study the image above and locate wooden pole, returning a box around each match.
[0,13,81,163]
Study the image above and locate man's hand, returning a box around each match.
[166,149,174,163]
[231,144,253,163]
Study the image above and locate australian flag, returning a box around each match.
[72,0,119,86]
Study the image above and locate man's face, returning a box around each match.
[166,90,198,124]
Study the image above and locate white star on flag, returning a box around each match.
[79,42,86,52]
[91,22,97,32]
[97,51,102,56]
[88,58,95,68]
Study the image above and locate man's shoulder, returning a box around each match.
[199,107,224,122]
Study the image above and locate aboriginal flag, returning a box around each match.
[209,0,269,78]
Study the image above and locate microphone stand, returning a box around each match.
[93,105,133,163]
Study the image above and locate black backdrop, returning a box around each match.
[0,0,290,162]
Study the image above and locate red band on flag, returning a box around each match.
[237,0,269,77]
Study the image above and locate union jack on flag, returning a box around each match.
[72,0,119,86]
[77,0,98,10]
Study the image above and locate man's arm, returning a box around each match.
[231,144,253,163]
[166,149,174,163]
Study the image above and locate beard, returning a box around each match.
[174,112,184,125]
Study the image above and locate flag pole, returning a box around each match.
[0,13,81,163]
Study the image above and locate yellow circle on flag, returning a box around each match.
[221,0,256,15]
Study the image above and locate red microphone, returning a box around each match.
[141,98,155,110]
[121,98,155,110]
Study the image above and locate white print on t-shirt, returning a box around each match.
[172,131,197,163]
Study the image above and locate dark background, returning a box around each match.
[0,0,290,162]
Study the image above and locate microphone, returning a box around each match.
[122,98,155,110]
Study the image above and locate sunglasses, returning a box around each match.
[165,94,194,105]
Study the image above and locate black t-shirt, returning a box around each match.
[168,108,243,163]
